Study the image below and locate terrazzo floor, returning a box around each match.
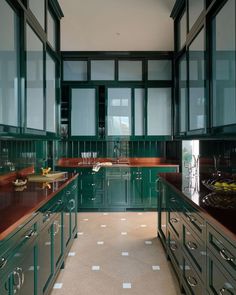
[51,212,182,295]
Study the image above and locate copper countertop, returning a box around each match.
[159,173,236,241]
[0,173,78,241]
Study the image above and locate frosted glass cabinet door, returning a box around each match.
[118,61,142,81]
[107,88,132,136]
[178,54,187,133]
[71,88,96,136]
[147,88,172,136]
[134,89,144,136]
[0,0,19,127]
[91,60,115,80]
[212,0,236,127]
[28,0,45,29]
[26,24,44,130]
[63,61,87,81]
[46,53,56,133]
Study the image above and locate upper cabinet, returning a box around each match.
[0,0,63,138]
[62,53,173,140]
[211,0,236,133]
[0,0,20,134]
[188,0,204,30]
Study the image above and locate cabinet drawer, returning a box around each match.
[183,222,206,281]
[168,228,183,276]
[183,256,205,295]
[183,205,205,239]
[81,192,104,207]
[207,224,236,278]
[168,210,182,239]
[168,192,182,209]
[207,251,236,295]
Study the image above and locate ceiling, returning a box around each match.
[58,0,175,51]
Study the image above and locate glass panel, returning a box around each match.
[179,54,187,132]
[46,53,56,133]
[0,0,19,127]
[212,0,236,127]
[71,88,96,136]
[26,24,44,130]
[188,0,204,30]
[147,88,172,135]
[118,61,142,81]
[134,89,144,136]
[148,60,172,80]
[47,10,56,50]
[29,0,45,29]
[189,28,205,130]
[178,10,187,50]
[91,60,115,80]
[107,88,132,136]
[63,61,87,81]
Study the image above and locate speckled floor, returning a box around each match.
[51,212,182,295]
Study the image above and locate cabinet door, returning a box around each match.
[53,213,63,270]
[107,88,132,136]
[71,88,96,136]
[134,89,145,136]
[147,88,172,136]
[178,53,187,134]
[130,168,144,206]
[38,222,53,295]
[0,0,20,130]
[26,24,44,131]
[63,210,70,248]
[106,169,129,207]
[158,181,168,244]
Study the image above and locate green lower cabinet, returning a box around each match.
[130,168,145,207]
[53,213,63,270]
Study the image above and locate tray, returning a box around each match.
[202,192,236,210]
[202,178,236,194]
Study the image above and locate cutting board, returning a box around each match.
[27,172,66,182]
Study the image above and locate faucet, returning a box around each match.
[113,143,120,162]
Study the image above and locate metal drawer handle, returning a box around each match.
[25,229,37,239]
[91,183,95,186]
[187,241,198,250]
[186,276,198,287]
[72,184,77,189]
[90,198,96,201]
[219,249,235,262]
[170,197,177,202]
[170,217,179,223]
[155,178,160,192]
[170,244,178,251]
[219,287,232,294]
[0,257,7,269]
[66,191,71,195]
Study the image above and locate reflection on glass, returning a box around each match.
[212,0,236,127]
[29,0,45,29]
[107,88,131,136]
[178,54,187,132]
[148,60,171,80]
[47,10,56,50]
[178,10,187,50]
[188,0,204,30]
[118,61,142,81]
[71,88,96,136]
[134,89,144,136]
[189,28,205,130]
[147,88,172,136]
[91,60,115,80]
[63,61,87,81]
[26,24,44,130]
[46,53,56,133]
[0,0,19,127]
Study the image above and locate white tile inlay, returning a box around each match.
[97,241,104,245]
[138,212,143,215]
[53,283,63,289]
[100,224,107,228]
[140,224,147,228]
[152,265,160,271]
[123,283,132,289]
[83,218,88,221]
[121,232,127,235]
[121,252,129,256]
[103,213,108,215]
[145,241,152,245]
[77,232,84,235]
[68,252,76,256]
[91,265,100,271]
[120,218,126,221]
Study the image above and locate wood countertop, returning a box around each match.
[159,172,236,241]
[0,172,78,241]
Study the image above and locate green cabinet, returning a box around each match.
[130,168,145,207]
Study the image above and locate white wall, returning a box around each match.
[58,0,175,51]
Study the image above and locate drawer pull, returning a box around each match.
[57,199,63,205]
[219,287,232,294]
[25,230,37,239]
[91,183,95,186]
[66,191,71,195]
[90,198,96,201]
[170,243,178,251]
[170,197,177,202]
[187,241,198,250]
[170,217,179,223]
[0,257,7,269]
[186,276,198,287]
[219,249,235,262]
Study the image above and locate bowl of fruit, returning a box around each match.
[202,178,236,194]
